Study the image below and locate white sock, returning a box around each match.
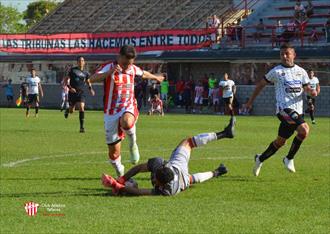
[192,133,217,147]
[123,125,136,147]
[192,172,214,183]
[110,156,124,175]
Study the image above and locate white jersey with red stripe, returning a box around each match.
[96,62,144,115]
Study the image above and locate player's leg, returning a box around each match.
[189,164,228,184]
[120,111,140,164]
[283,122,309,172]
[228,98,234,116]
[78,101,85,132]
[34,95,40,117]
[26,95,32,117]
[65,93,74,118]
[309,98,316,124]
[108,142,125,177]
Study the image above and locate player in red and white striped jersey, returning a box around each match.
[89,45,164,176]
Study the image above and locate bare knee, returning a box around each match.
[297,123,309,140]
[108,146,120,160]
[120,113,135,130]
[274,137,286,148]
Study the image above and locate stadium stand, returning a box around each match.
[28,0,232,33]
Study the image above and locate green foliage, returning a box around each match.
[0,3,27,33]
[0,109,329,233]
[23,0,58,28]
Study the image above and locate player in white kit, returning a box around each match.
[246,43,318,176]
[26,68,44,117]
[305,69,320,124]
[219,73,236,116]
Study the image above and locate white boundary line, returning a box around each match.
[1,147,250,168]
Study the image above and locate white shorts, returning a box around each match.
[61,92,68,99]
[213,98,219,105]
[208,88,214,97]
[169,146,191,190]
[104,106,138,145]
[194,96,203,105]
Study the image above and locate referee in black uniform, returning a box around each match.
[64,56,95,133]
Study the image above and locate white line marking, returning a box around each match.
[1,147,249,168]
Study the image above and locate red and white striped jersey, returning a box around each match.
[96,62,144,115]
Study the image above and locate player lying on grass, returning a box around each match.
[101,117,235,196]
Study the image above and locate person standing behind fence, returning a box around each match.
[2,79,14,107]
[160,76,169,103]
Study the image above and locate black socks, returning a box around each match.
[79,111,84,129]
[259,142,279,162]
[286,137,303,160]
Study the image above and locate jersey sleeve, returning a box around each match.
[96,63,114,74]
[315,77,320,84]
[264,68,276,83]
[219,81,224,87]
[147,157,165,173]
[134,65,144,77]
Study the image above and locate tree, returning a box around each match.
[23,0,59,28]
[0,3,27,33]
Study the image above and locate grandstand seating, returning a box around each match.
[28,0,231,34]
[239,0,330,46]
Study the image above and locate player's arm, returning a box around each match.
[303,84,317,97]
[232,85,236,95]
[38,83,44,97]
[316,83,320,95]
[142,71,164,83]
[65,76,76,93]
[246,78,268,109]
[118,163,149,184]
[119,187,154,196]
[85,79,95,96]
[89,64,118,83]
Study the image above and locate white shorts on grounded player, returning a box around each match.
[103,107,137,145]
[169,146,191,190]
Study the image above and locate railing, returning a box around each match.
[217,23,330,48]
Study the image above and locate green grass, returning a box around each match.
[0,108,329,234]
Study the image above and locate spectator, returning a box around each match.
[325,17,330,43]
[239,98,252,115]
[210,15,221,43]
[235,19,243,43]
[160,76,169,103]
[275,20,284,46]
[306,0,314,18]
[149,83,159,101]
[294,0,305,22]
[175,78,185,107]
[134,78,144,111]
[254,19,265,43]
[183,78,193,113]
[282,19,296,42]
[193,80,204,114]
[20,80,28,107]
[309,27,319,43]
[148,94,164,116]
[2,79,14,107]
[211,83,220,114]
[208,73,217,107]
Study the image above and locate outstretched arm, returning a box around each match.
[89,64,119,83]
[246,78,268,109]
[142,71,164,83]
[119,163,149,183]
[304,84,317,97]
[120,187,154,196]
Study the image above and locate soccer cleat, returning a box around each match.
[79,128,85,133]
[224,116,236,138]
[129,143,140,164]
[312,120,316,124]
[253,154,263,176]
[283,157,296,173]
[101,173,124,192]
[214,163,228,177]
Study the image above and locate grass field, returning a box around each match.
[0,108,329,234]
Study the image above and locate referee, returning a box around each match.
[64,56,95,133]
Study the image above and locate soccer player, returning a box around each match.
[101,117,235,196]
[64,57,95,133]
[193,80,204,113]
[26,68,43,117]
[219,73,236,116]
[60,78,69,112]
[246,43,318,176]
[89,45,164,176]
[305,69,320,124]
